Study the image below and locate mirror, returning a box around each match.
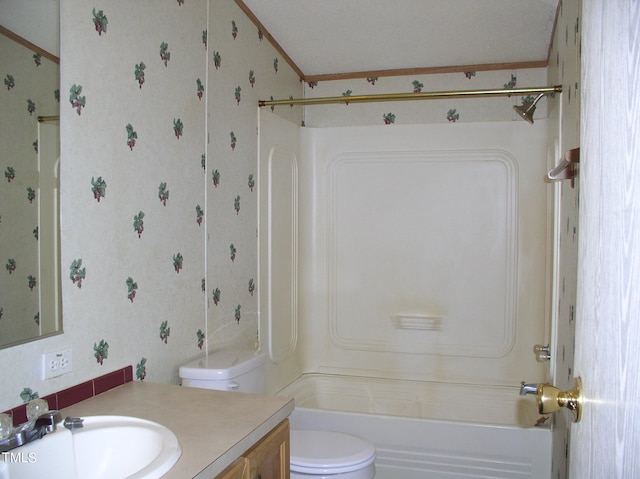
[0,24,61,348]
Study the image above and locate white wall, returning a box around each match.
[0,0,59,55]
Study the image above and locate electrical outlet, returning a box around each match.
[42,349,73,380]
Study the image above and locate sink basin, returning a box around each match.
[0,415,181,479]
[72,416,182,478]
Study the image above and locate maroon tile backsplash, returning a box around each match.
[4,366,133,427]
[57,381,95,410]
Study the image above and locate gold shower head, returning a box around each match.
[513,92,548,124]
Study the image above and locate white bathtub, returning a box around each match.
[279,374,552,479]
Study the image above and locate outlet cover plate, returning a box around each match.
[42,349,73,380]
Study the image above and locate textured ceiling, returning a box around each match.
[241,0,559,78]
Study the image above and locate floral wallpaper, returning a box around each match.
[205,0,303,347]
[0,32,59,347]
[303,67,548,127]
[0,0,301,412]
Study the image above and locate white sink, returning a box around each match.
[73,416,182,478]
[0,415,181,479]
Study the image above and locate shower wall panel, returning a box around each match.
[298,121,550,387]
[258,111,303,393]
[328,151,517,358]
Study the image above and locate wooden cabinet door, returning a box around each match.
[217,457,250,479]
[245,419,290,479]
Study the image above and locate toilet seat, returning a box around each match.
[290,430,376,475]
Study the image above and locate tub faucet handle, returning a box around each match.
[519,382,539,396]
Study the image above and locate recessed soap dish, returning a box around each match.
[391,313,444,331]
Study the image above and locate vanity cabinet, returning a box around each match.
[216,419,290,479]
[217,457,249,479]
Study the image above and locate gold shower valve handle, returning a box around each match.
[520,377,583,423]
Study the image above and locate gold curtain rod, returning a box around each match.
[259,85,562,107]
[37,115,59,122]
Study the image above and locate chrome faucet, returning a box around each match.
[519,378,584,422]
[0,410,63,453]
[519,382,539,396]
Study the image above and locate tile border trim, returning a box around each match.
[4,366,133,426]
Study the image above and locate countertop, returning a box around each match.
[60,381,294,479]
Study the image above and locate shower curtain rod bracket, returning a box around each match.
[37,115,59,122]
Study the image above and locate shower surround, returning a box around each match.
[259,111,554,477]
[261,110,552,415]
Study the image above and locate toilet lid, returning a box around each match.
[290,430,376,474]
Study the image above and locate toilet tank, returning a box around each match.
[179,348,266,393]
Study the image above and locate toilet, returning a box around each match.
[289,429,375,479]
[179,348,376,478]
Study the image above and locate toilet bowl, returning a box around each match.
[178,347,376,478]
[290,430,376,479]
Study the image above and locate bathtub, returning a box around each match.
[278,374,552,479]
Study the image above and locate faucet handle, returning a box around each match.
[0,413,13,440]
[26,399,49,421]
